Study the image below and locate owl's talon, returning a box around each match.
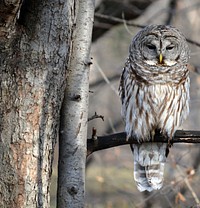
[167,137,173,147]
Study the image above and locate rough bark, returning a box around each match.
[57,0,94,207]
[0,0,22,39]
[0,0,72,207]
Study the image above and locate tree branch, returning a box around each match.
[88,112,104,122]
[93,13,200,48]
[186,38,200,48]
[90,73,120,88]
[87,130,200,156]
[94,13,145,28]
[93,0,154,41]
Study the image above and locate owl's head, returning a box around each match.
[130,25,190,67]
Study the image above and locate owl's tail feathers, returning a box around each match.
[132,143,167,192]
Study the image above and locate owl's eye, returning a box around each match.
[166,45,175,50]
[146,44,156,50]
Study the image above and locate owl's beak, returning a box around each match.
[159,54,163,64]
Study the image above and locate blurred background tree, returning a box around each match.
[50,0,200,207]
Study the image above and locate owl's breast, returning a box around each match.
[148,81,189,138]
[149,84,171,107]
[121,67,189,141]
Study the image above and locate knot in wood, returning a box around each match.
[67,186,78,196]
[72,94,81,102]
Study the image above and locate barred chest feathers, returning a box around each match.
[123,72,190,142]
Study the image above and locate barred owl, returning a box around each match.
[119,25,190,192]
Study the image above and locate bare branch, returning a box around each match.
[176,165,200,204]
[87,130,200,156]
[93,0,154,41]
[94,61,119,96]
[186,38,200,48]
[95,13,145,28]
[94,14,200,48]
[90,73,120,88]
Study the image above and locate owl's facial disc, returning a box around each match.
[142,37,179,67]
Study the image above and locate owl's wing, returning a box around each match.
[118,66,127,121]
[118,68,125,102]
[119,58,134,121]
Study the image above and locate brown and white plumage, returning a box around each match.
[119,25,190,192]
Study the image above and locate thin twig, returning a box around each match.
[176,165,200,204]
[95,13,145,28]
[90,73,120,88]
[184,178,200,205]
[122,12,134,36]
[94,61,119,96]
[88,112,104,122]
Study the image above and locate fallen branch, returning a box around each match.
[87,130,200,156]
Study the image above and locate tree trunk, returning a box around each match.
[57,0,94,207]
[0,0,73,207]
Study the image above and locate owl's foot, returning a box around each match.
[167,136,173,147]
